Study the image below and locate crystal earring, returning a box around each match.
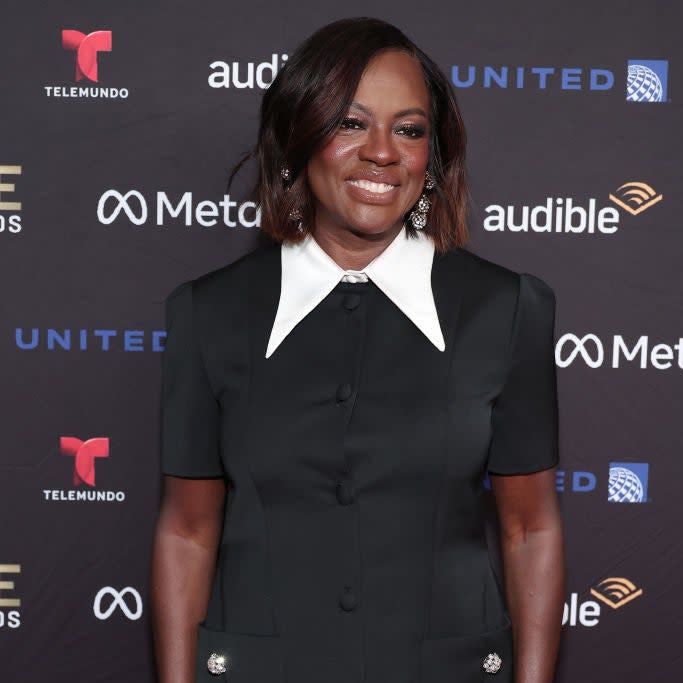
[409,171,436,230]
[424,170,436,190]
[281,165,302,222]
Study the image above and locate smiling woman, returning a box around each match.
[232,17,468,256]
[152,16,564,683]
[307,51,431,248]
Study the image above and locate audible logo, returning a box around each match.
[563,577,643,628]
[0,564,21,629]
[609,181,663,215]
[208,54,289,89]
[562,592,600,627]
[484,179,662,235]
[0,165,22,235]
[590,577,644,609]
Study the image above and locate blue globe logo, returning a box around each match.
[608,466,644,503]
[627,64,664,103]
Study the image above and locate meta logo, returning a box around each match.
[452,58,669,102]
[93,586,143,621]
[555,334,682,370]
[43,436,125,503]
[0,564,21,629]
[96,189,260,229]
[483,179,662,235]
[0,165,22,235]
[208,54,289,89]
[45,29,128,99]
[15,328,166,352]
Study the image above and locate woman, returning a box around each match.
[151,17,564,683]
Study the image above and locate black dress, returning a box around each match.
[160,241,558,683]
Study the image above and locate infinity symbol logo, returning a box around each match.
[97,190,148,225]
[93,586,143,621]
[555,333,604,368]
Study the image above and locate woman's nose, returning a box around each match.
[358,126,400,165]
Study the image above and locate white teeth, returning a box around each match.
[349,179,395,193]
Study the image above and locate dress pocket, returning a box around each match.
[419,618,512,683]
[195,623,284,682]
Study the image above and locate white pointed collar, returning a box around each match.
[265,225,445,358]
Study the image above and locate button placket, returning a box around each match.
[342,293,361,311]
[339,585,359,611]
[336,382,353,404]
[335,480,355,505]
[334,281,370,620]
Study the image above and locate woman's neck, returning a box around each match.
[311,221,404,271]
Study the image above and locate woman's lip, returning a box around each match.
[345,179,400,204]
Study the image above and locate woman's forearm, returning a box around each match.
[150,514,220,683]
[501,522,565,683]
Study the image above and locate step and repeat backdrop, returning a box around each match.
[1,1,681,681]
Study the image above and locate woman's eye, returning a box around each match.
[396,124,426,138]
[340,118,364,130]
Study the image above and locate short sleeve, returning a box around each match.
[160,280,223,477]
[486,273,559,475]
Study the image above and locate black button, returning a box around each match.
[339,586,359,612]
[336,383,352,402]
[342,294,361,311]
[335,480,354,505]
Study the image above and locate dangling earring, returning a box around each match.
[409,171,436,230]
[424,170,436,190]
[281,166,303,224]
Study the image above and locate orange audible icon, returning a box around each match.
[609,181,663,216]
[590,577,643,609]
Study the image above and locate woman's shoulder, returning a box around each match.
[441,246,555,299]
[165,239,280,306]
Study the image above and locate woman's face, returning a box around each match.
[307,50,431,239]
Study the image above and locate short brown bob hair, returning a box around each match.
[233,17,469,253]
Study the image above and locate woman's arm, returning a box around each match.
[491,468,564,683]
[151,476,226,683]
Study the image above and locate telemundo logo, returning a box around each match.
[608,462,649,503]
[626,60,668,103]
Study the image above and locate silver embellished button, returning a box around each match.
[483,652,502,674]
[207,652,228,675]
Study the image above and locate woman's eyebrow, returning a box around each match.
[350,102,428,118]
